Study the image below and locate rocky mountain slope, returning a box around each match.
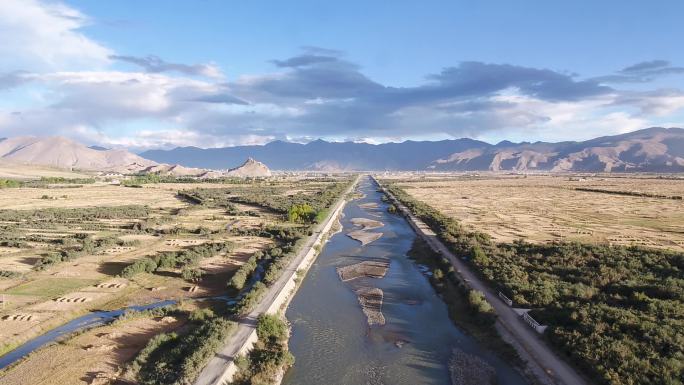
[0,136,156,172]
[142,127,684,172]
[0,136,272,177]
[223,157,271,177]
[431,127,684,172]
[3,127,682,173]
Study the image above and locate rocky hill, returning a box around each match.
[0,136,156,172]
[224,157,272,177]
[141,127,684,172]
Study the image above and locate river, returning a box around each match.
[282,176,528,385]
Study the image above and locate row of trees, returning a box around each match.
[126,308,236,385]
[385,182,684,385]
[0,205,151,222]
[0,177,95,189]
[34,234,136,271]
[120,241,234,280]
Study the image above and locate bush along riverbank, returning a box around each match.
[384,182,684,385]
[230,314,294,385]
[123,306,236,385]
[229,178,356,317]
[406,237,520,364]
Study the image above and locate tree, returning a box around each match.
[287,204,316,223]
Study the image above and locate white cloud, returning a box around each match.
[0,5,683,151]
[0,0,112,72]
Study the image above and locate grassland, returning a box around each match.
[0,174,352,384]
[390,174,684,251]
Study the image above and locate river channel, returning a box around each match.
[282,176,528,385]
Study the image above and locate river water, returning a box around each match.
[0,299,176,370]
[282,177,527,385]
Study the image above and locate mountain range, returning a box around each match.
[2,127,683,173]
[0,136,271,177]
[141,127,684,172]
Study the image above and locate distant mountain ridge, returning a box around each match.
[141,127,684,172]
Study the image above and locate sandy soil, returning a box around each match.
[350,218,384,230]
[358,202,380,210]
[337,259,390,281]
[346,230,383,245]
[355,287,385,326]
[0,163,91,180]
[395,175,684,251]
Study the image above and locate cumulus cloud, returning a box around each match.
[0,0,683,153]
[110,55,224,78]
[0,0,111,72]
[612,89,684,116]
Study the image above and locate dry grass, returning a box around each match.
[0,175,346,383]
[394,174,684,251]
[0,162,91,180]
[0,184,185,210]
[0,310,188,385]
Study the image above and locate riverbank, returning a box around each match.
[193,176,360,385]
[282,176,527,385]
[375,176,587,385]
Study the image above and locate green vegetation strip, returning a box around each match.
[575,187,683,200]
[385,182,684,385]
[121,241,235,280]
[0,205,150,222]
[126,308,236,385]
[2,278,98,297]
[231,314,294,385]
[406,238,520,363]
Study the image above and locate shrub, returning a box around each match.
[229,253,261,291]
[256,314,288,343]
[232,315,293,385]
[131,317,235,385]
[0,270,20,279]
[234,282,267,315]
[189,308,215,322]
[181,267,203,282]
[0,179,22,188]
[121,258,158,278]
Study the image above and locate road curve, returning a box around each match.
[194,176,359,385]
[375,177,589,385]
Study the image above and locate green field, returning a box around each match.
[3,278,98,297]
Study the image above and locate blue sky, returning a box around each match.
[1,0,683,149]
